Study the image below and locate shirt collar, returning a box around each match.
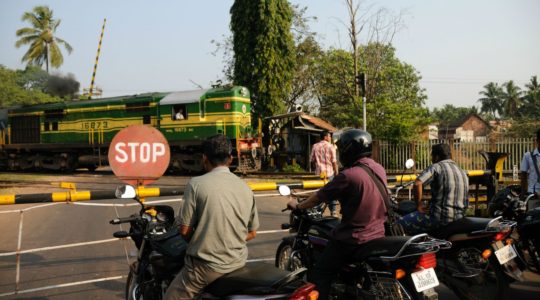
[533,148,540,156]
[209,166,231,174]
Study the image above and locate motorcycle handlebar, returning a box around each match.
[109,216,139,225]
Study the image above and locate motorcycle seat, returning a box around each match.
[428,217,491,239]
[205,261,299,296]
[354,236,413,260]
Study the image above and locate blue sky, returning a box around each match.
[1,0,539,109]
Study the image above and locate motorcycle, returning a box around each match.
[275,185,451,300]
[392,159,524,300]
[488,185,540,274]
[111,185,319,300]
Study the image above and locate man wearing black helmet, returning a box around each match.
[287,129,388,300]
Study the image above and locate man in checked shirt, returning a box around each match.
[398,143,469,234]
[311,130,339,217]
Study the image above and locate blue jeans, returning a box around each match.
[397,211,440,235]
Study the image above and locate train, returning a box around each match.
[0,85,262,173]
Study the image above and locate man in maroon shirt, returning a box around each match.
[287,129,387,300]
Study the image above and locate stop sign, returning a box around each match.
[108,125,170,185]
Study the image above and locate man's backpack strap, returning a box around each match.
[354,163,405,236]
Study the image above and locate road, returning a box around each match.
[0,174,539,299]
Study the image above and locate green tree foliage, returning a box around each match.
[0,65,60,108]
[230,0,296,120]
[501,80,522,118]
[518,76,540,119]
[15,5,73,72]
[314,44,429,142]
[431,104,478,126]
[477,82,503,118]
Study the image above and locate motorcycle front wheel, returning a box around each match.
[126,269,141,300]
[275,240,305,272]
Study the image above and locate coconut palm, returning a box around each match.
[15,5,73,73]
[501,80,522,118]
[519,75,540,118]
[477,82,503,118]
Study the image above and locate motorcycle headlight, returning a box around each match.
[142,213,152,222]
[156,212,168,223]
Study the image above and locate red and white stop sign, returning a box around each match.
[108,125,170,185]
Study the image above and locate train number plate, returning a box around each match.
[411,268,439,292]
[495,244,517,265]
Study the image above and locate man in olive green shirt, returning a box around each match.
[165,135,259,300]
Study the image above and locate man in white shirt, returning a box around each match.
[520,129,540,209]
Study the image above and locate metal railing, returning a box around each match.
[375,138,534,173]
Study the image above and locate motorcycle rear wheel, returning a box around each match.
[449,256,509,300]
[525,237,540,273]
[275,240,305,272]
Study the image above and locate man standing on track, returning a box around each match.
[311,130,339,217]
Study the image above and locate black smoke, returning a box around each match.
[46,73,80,100]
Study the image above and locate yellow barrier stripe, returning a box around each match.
[302,181,326,189]
[467,170,486,177]
[137,187,161,198]
[0,195,15,205]
[70,191,91,202]
[248,182,278,191]
[394,174,418,182]
[52,193,69,202]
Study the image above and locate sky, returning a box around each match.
[1,0,539,109]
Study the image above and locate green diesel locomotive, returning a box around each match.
[0,85,262,173]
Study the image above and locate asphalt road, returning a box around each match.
[0,174,539,299]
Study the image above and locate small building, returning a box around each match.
[438,113,490,141]
[265,111,336,171]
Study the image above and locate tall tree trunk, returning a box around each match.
[45,43,49,73]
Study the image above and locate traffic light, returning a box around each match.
[355,73,366,96]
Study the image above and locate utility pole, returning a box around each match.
[89,18,106,99]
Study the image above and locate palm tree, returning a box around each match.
[478,82,503,118]
[501,80,522,118]
[15,5,73,73]
[519,76,540,118]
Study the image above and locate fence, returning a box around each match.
[375,138,535,174]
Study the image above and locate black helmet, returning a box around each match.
[336,129,372,167]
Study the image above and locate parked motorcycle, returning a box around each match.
[275,185,450,300]
[391,160,524,300]
[111,185,319,300]
[488,185,540,274]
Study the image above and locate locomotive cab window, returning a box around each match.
[172,105,187,120]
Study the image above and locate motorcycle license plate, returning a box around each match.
[411,268,439,292]
[494,244,517,265]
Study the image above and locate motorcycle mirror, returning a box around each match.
[278,185,291,196]
[405,158,415,169]
[115,185,137,199]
